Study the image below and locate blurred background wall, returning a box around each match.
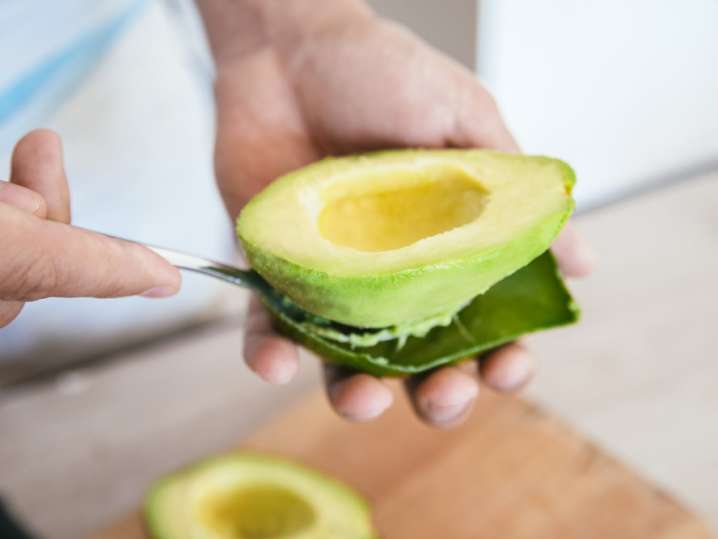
[477,0,718,209]
[366,0,477,67]
[371,0,718,209]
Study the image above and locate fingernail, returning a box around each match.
[418,372,478,425]
[244,337,299,385]
[424,399,472,424]
[497,361,533,391]
[344,397,392,422]
[331,380,393,422]
[141,286,176,298]
[486,357,533,392]
[259,357,296,385]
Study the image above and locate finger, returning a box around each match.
[479,342,535,393]
[0,301,24,328]
[446,74,595,278]
[450,72,520,153]
[0,181,47,217]
[447,80,594,278]
[244,294,394,420]
[324,364,394,422]
[551,223,595,278]
[405,366,479,428]
[214,62,322,216]
[10,129,71,223]
[0,205,180,300]
[243,295,299,384]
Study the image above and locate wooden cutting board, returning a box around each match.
[93,388,713,539]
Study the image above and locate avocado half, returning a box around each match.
[237,149,579,375]
[145,452,376,539]
[238,150,574,329]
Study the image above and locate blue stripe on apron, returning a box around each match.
[0,0,147,136]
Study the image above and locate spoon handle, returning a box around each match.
[97,230,271,294]
[143,245,271,293]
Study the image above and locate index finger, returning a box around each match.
[0,204,181,301]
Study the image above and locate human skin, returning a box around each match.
[195,0,596,428]
[0,130,181,328]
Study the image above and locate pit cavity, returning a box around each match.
[196,484,316,538]
[318,164,488,252]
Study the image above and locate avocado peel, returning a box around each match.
[264,251,578,376]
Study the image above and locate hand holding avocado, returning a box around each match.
[202,0,595,428]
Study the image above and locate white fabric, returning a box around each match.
[0,2,234,365]
[0,0,140,89]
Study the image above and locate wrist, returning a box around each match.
[196,0,374,69]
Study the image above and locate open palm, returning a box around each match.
[212,17,593,427]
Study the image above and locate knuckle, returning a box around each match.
[98,276,129,298]
[456,83,500,129]
[12,252,61,300]
[95,240,140,297]
[32,195,48,217]
[479,90,500,114]
[0,210,70,301]
[465,81,499,114]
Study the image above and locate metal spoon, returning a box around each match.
[142,244,272,295]
[113,236,402,344]
[110,237,327,329]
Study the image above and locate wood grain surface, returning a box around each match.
[93,389,713,539]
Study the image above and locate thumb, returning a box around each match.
[448,71,520,153]
[10,129,71,223]
[0,205,181,301]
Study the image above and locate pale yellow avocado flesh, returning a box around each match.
[145,453,376,539]
[238,150,575,328]
[196,485,315,537]
[318,164,488,252]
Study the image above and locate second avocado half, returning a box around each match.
[237,149,579,376]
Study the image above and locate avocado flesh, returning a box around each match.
[145,452,376,539]
[238,150,575,329]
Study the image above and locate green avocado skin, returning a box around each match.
[265,251,579,377]
[238,150,576,329]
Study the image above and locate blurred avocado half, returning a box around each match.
[145,452,376,539]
